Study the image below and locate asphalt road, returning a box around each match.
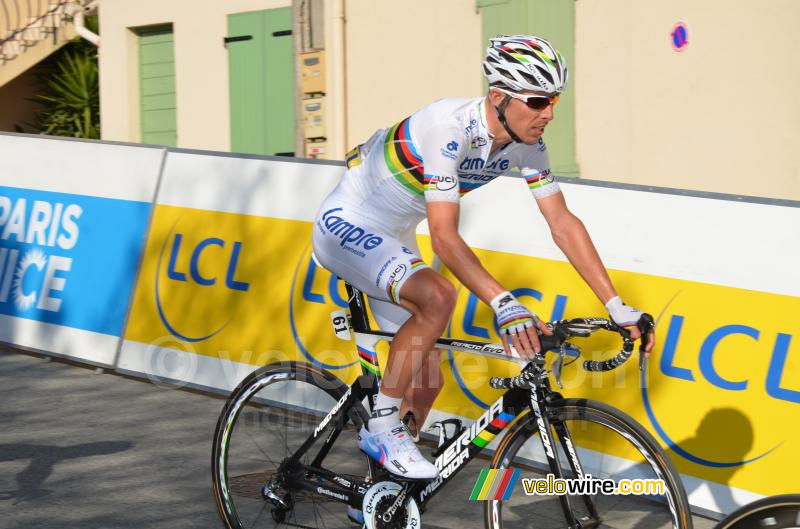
[0,347,715,529]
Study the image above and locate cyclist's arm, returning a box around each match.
[427,201,552,357]
[536,191,617,304]
[426,201,505,305]
[420,126,550,356]
[419,125,509,304]
[537,192,653,351]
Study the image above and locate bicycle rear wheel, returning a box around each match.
[484,398,692,529]
[212,361,372,529]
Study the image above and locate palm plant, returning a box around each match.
[33,16,100,138]
[35,48,99,138]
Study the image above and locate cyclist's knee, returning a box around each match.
[401,271,455,317]
[420,277,456,319]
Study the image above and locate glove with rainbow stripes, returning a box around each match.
[491,291,537,337]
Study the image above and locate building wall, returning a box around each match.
[99,0,290,151]
[98,0,799,200]
[339,0,483,151]
[574,0,800,199]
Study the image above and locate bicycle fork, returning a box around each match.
[530,387,600,529]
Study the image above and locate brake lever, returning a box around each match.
[637,313,655,372]
[552,344,566,389]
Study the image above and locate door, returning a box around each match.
[228,8,295,156]
[139,25,177,147]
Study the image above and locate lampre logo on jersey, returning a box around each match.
[465,118,488,148]
[318,208,383,257]
[459,157,511,172]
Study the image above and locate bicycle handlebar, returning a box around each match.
[489,314,654,389]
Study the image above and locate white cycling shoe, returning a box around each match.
[358,422,438,480]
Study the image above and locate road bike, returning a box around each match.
[212,282,692,529]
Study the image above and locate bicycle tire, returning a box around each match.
[484,398,693,529]
[713,495,800,529]
[212,361,372,529]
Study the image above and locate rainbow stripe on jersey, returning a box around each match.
[384,117,425,196]
[385,258,427,304]
[525,169,553,191]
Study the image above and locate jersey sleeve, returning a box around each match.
[516,138,561,200]
[418,125,465,204]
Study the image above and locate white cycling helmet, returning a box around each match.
[483,35,568,94]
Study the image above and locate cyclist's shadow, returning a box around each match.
[671,408,753,513]
[0,441,133,505]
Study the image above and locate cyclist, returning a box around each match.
[312,35,655,482]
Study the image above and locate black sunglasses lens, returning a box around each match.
[525,97,551,110]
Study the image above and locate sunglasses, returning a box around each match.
[495,87,560,110]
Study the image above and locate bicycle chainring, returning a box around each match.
[362,481,421,529]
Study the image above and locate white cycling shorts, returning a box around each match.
[312,180,430,332]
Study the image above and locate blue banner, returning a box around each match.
[0,186,151,336]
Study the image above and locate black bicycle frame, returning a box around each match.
[279,283,598,520]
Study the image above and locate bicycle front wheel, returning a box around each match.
[714,495,800,529]
[212,361,372,529]
[484,398,692,529]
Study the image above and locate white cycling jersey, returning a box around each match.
[341,97,560,227]
[313,97,562,328]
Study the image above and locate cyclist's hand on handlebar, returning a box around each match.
[491,291,553,359]
[605,296,656,356]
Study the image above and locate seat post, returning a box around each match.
[344,281,371,333]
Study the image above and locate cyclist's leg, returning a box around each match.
[313,204,445,477]
[374,268,454,399]
[399,349,443,432]
[368,297,444,439]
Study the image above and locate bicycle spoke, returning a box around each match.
[243,426,282,467]
[249,501,268,527]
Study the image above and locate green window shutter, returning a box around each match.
[479,0,578,177]
[228,8,295,156]
[139,26,177,147]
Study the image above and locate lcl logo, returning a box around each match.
[155,222,250,342]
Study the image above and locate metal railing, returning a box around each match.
[0,0,73,62]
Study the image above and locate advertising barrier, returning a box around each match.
[0,133,163,365]
[5,132,797,516]
[117,151,353,389]
[114,145,799,515]
[431,178,800,515]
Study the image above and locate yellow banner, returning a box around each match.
[125,205,799,495]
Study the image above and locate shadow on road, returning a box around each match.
[0,441,134,504]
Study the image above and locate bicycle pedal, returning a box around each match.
[429,419,465,457]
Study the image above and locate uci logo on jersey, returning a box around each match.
[318,208,383,257]
[428,174,458,192]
